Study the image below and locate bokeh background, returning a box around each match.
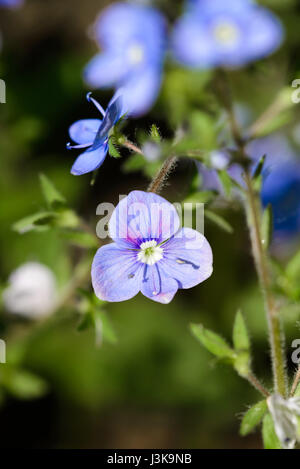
[0,0,300,449]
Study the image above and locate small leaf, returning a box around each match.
[60,230,98,249]
[39,173,66,208]
[286,249,300,281]
[240,400,268,436]
[3,369,48,400]
[184,191,216,204]
[190,323,236,359]
[205,209,233,234]
[234,351,251,378]
[150,124,161,143]
[261,204,273,249]
[233,310,250,352]
[262,414,282,449]
[253,154,266,180]
[12,211,56,234]
[218,170,232,197]
[108,138,121,158]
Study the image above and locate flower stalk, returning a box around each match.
[217,71,287,397]
[147,155,178,194]
[244,171,287,397]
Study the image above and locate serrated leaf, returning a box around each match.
[262,414,282,449]
[190,323,236,359]
[205,209,233,234]
[233,310,250,352]
[12,211,56,234]
[150,124,161,143]
[261,204,273,249]
[240,400,268,436]
[39,173,66,209]
[60,230,98,248]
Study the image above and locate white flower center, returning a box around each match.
[213,21,239,46]
[127,43,144,65]
[137,240,163,266]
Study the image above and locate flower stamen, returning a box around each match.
[138,240,163,265]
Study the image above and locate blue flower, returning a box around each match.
[84,2,166,117]
[172,0,283,68]
[198,134,300,241]
[91,191,213,303]
[67,93,123,176]
[0,0,23,7]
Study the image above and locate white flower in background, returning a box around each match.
[3,262,57,319]
[267,393,300,449]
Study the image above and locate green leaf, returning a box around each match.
[190,323,236,359]
[205,209,233,234]
[240,400,268,436]
[234,351,251,377]
[286,249,300,281]
[253,155,266,180]
[261,204,273,249]
[218,170,232,197]
[3,369,48,400]
[233,311,251,377]
[233,310,250,352]
[108,138,121,158]
[60,230,98,249]
[39,173,66,209]
[262,414,282,449]
[12,211,56,233]
[99,310,118,345]
[150,124,161,143]
[184,191,216,204]
[53,208,80,229]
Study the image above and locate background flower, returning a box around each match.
[84,2,166,117]
[3,262,57,319]
[172,0,283,68]
[67,93,123,175]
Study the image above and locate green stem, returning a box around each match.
[244,172,287,397]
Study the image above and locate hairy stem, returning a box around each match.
[216,70,287,396]
[290,365,300,397]
[121,139,143,155]
[147,156,178,194]
[246,372,270,398]
[244,172,287,396]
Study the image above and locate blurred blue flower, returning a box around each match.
[198,134,300,240]
[172,0,283,68]
[92,191,213,303]
[84,2,166,117]
[67,93,123,176]
[0,0,23,7]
